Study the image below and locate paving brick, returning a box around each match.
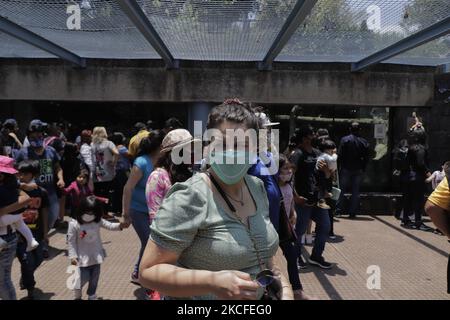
[10,216,450,300]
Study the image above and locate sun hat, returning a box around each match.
[160,129,202,154]
[0,156,18,175]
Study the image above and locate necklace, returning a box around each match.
[222,185,244,206]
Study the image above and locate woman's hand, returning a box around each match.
[211,270,259,300]
[293,194,307,206]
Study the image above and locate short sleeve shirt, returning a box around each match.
[15,146,60,192]
[427,177,450,211]
[145,168,172,220]
[91,140,116,182]
[149,173,279,300]
[131,155,154,213]
[22,187,49,241]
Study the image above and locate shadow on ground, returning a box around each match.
[19,288,55,300]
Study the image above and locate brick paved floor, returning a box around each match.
[10,216,450,300]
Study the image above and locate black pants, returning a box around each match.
[16,238,44,290]
[94,181,113,213]
[112,170,128,215]
[279,241,303,291]
[402,178,425,225]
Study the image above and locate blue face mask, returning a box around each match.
[209,150,255,185]
[30,138,44,148]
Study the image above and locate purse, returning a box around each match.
[278,193,297,244]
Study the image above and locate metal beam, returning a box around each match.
[0,16,86,67]
[259,0,318,71]
[352,16,450,72]
[117,0,178,69]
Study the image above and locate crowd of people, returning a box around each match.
[0,101,447,300]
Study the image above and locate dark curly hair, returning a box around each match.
[206,98,258,131]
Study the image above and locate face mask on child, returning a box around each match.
[82,214,95,223]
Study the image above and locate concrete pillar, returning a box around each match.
[188,102,212,137]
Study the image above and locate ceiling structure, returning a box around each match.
[0,0,448,71]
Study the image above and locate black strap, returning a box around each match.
[208,173,236,213]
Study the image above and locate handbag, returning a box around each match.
[207,173,282,300]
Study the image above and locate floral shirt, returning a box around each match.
[145,168,172,220]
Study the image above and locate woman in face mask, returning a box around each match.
[138,99,292,300]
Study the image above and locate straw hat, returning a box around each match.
[160,129,202,154]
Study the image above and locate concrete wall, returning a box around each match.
[0,59,436,106]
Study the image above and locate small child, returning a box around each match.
[426,161,450,190]
[315,140,338,210]
[278,155,297,228]
[63,168,108,217]
[0,156,39,252]
[67,195,128,300]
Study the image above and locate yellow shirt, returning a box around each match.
[128,130,150,158]
[427,177,450,211]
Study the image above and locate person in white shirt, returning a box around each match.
[426,161,449,190]
[315,139,338,210]
[67,196,128,300]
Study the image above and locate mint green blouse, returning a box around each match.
[149,173,279,300]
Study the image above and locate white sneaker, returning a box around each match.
[88,294,97,300]
[26,239,40,252]
[0,237,7,252]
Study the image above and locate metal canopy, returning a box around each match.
[0,15,86,67]
[116,0,178,69]
[352,16,450,71]
[259,0,318,70]
[0,0,448,71]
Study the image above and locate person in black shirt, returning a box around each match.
[336,122,369,218]
[289,126,333,269]
[1,119,23,158]
[15,160,49,300]
[401,129,433,231]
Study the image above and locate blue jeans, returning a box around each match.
[130,208,151,273]
[0,232,18,300]
[336,168,363,217]
[295,205,330,259]
[16,238,44,290]
[47,190,60,230]
[78,264,101,296]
